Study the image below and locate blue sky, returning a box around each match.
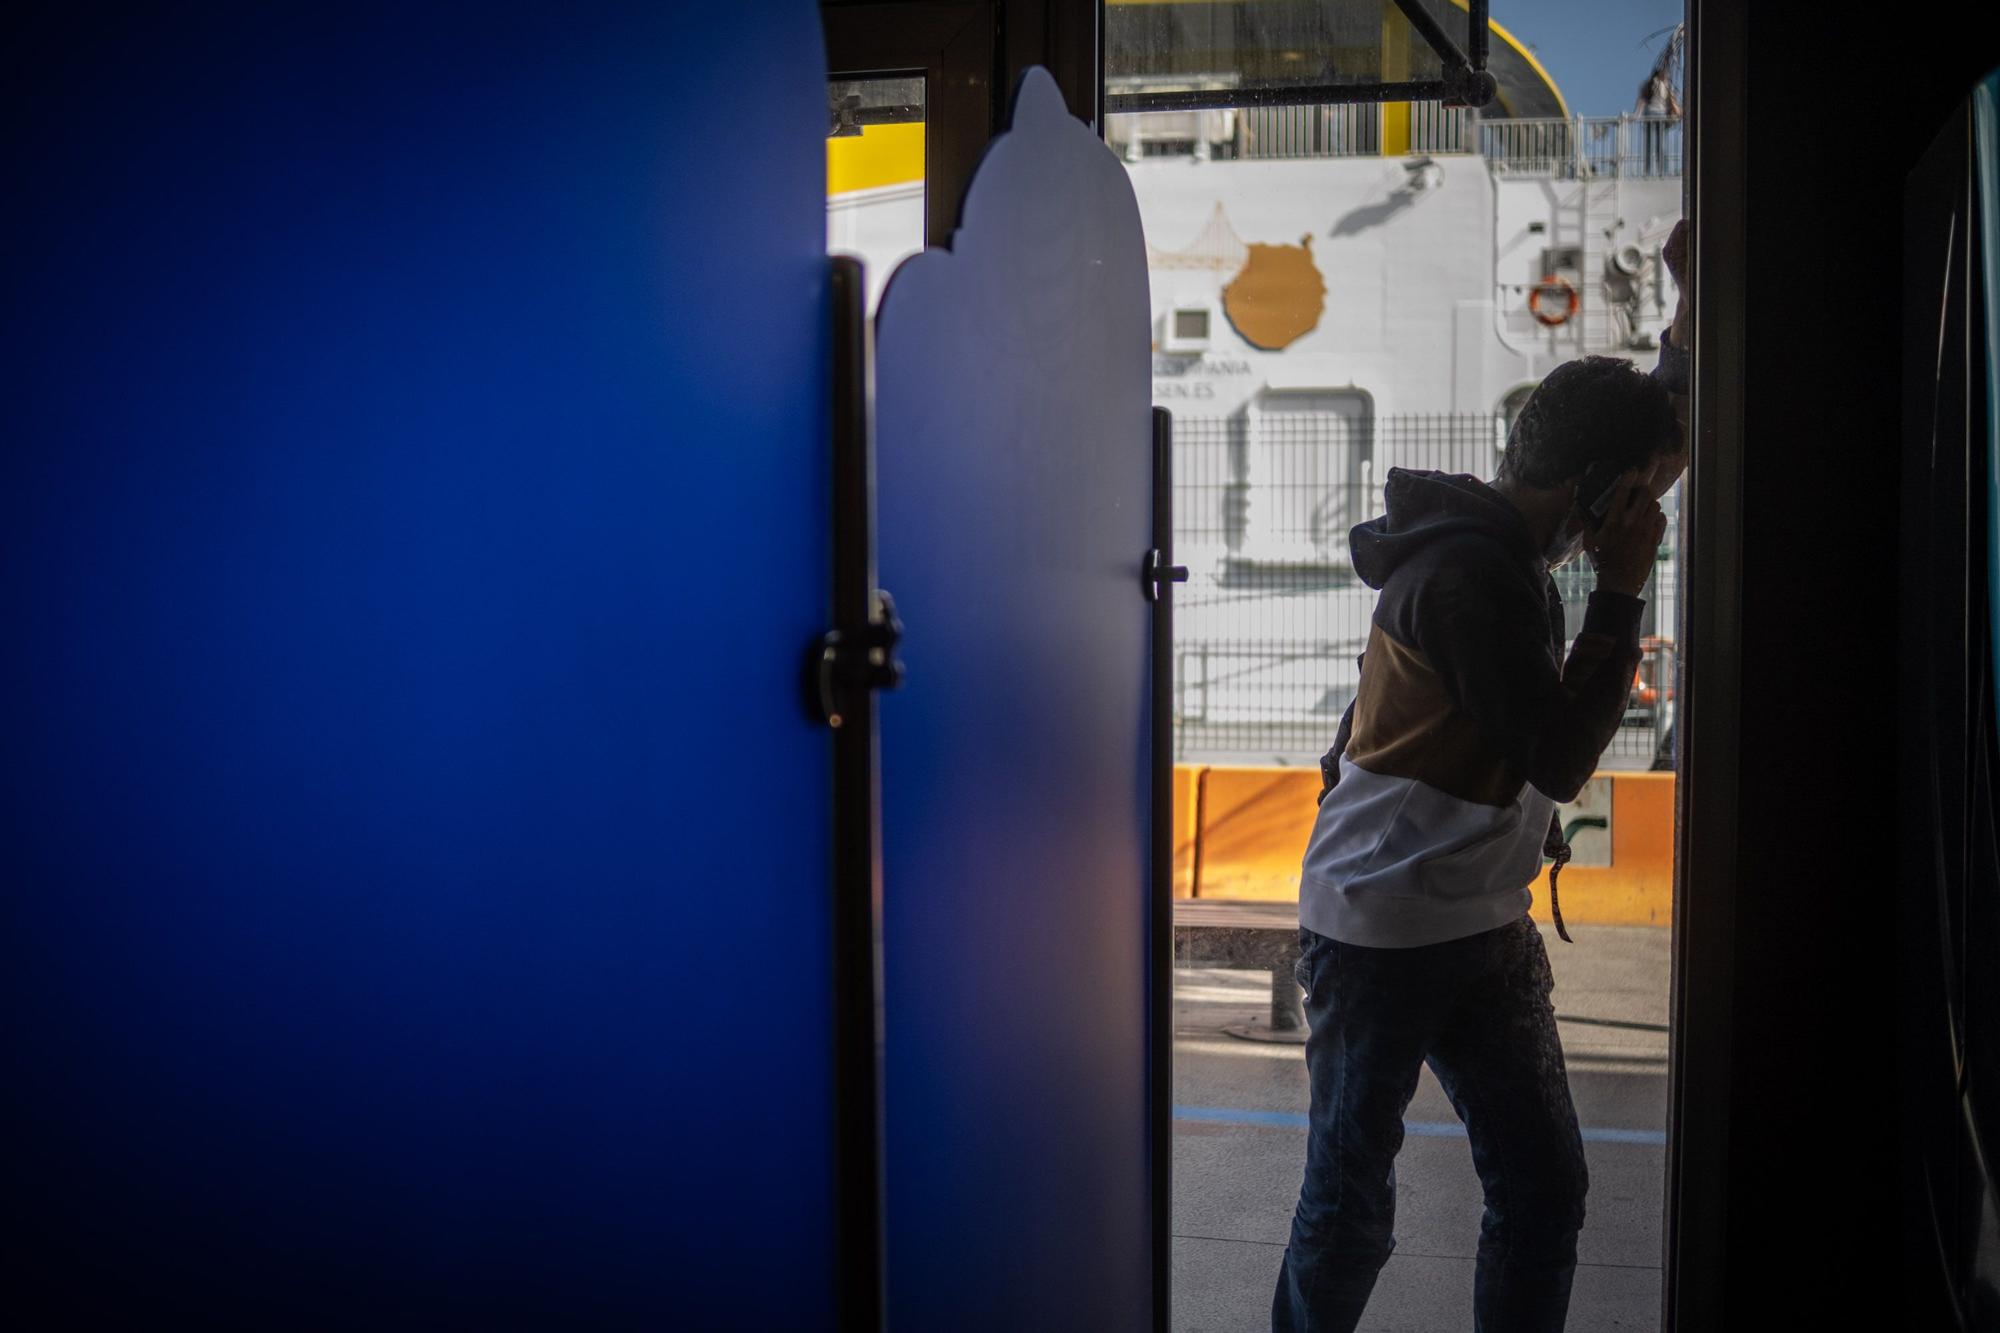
[1489,1,1684,118]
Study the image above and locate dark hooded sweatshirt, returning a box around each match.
[1297,469,1645,947]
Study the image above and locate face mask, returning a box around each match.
[1543,489,1588,569]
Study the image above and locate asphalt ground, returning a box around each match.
[1171,922,1670,1332]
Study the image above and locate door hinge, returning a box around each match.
[814,589,906,729]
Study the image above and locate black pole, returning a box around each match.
[827,255,886,1333]
[1149,406,1176,1333]
[1389,0,1470,71]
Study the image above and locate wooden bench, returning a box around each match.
[1173,899,1306,1041]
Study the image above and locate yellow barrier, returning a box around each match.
[1190,766,1323,902]
[1172,764,1202,899]
[1176,765,1676,927]
[1526,770,1675,927]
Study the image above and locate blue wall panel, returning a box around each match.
[2,6,836,1326]
[874,71,1157,1329]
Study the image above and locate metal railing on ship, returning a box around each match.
[1106,106,1682,178]
[1483,115,1682,179]
[1235,104,1381,158]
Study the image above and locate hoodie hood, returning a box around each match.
[1349,469,1539,590]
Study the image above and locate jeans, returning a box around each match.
[1272,916,1587,1333]
[1642,121,1668,176]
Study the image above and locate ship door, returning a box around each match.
[1241,389,1374,568]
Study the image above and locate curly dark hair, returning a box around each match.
[1498,356,1681,490]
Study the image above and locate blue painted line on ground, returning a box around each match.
[1173,1105,1665,1146]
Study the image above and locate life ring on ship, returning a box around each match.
[1528,277,1579,327]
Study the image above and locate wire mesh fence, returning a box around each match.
[1170,411,1678,768]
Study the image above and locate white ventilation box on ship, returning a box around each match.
[1160,304,1214,354]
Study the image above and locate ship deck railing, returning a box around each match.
[1108,107,1683,179]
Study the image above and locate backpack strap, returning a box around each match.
[1317,658,1364,808]
[1543,811,1574,943]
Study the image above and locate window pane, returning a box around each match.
[1106,0,1459,98]
[1124,10,1687,1327]
[827,76,925,314]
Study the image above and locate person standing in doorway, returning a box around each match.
[1271,353,1687,1333]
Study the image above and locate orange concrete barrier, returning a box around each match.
[1172,764,1203,898]
[1174,764,1676,926]
[1525,771,1675,928]
[1189,766,1323,902]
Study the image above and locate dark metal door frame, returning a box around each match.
[824,1,1102,245]
[1147,408,1187,1333]
[1665,2,1741,1327]
[817,257,895,1333]
[1899,101,1991,1322]
[824,3,995,246]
